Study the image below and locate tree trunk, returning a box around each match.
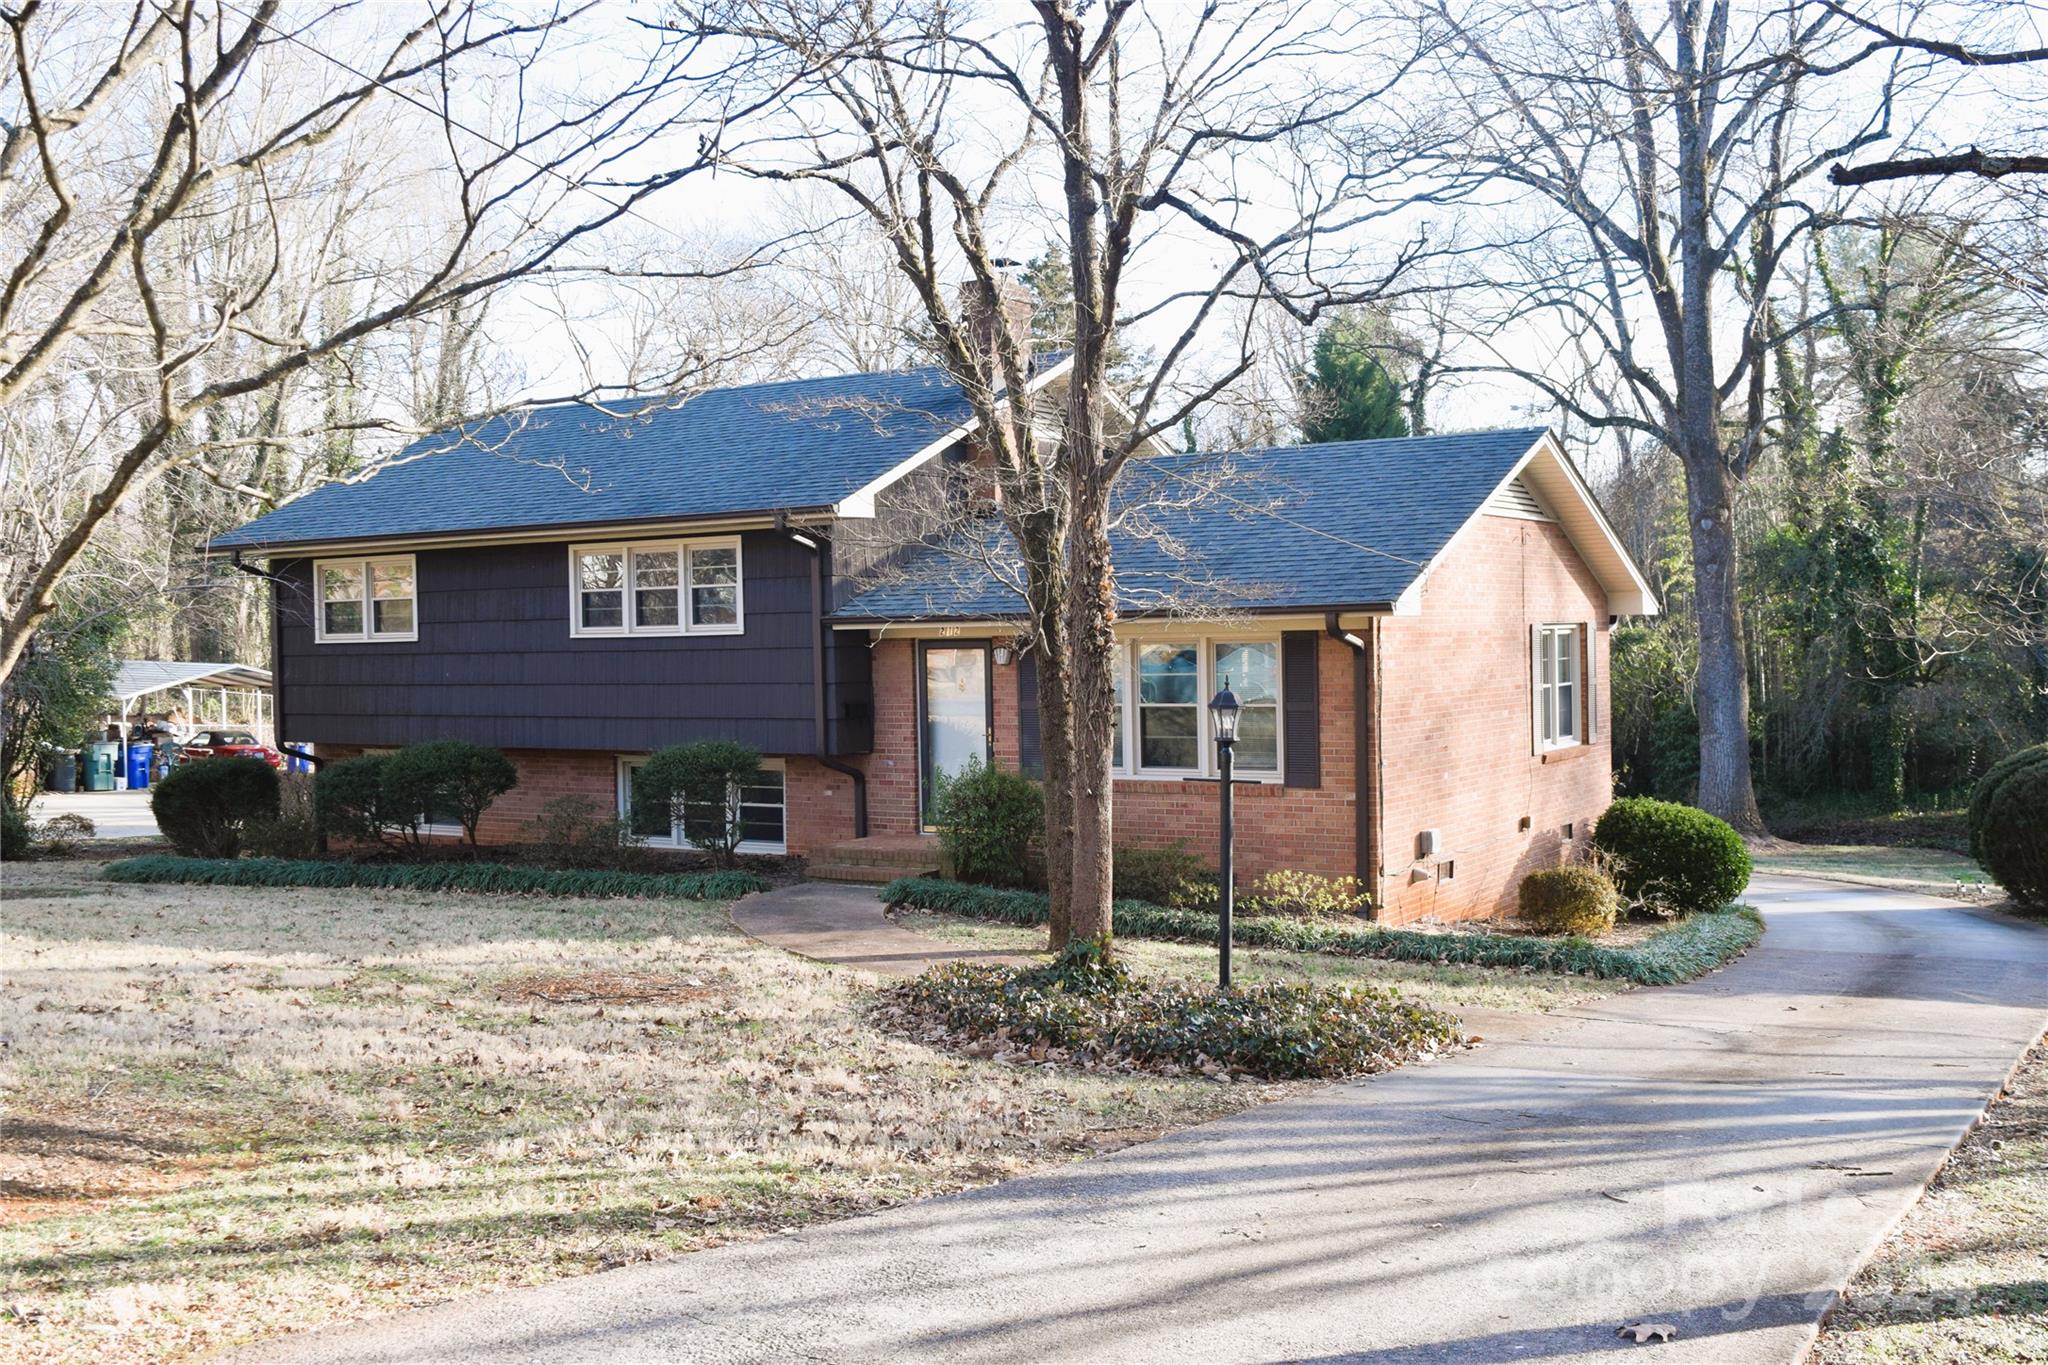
[1063,479,1117,946]
[1026,561,1075,946]
[1682,452,1767,835]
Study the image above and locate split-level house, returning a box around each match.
[213,338,1657,924]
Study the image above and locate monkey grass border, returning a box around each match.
[101,855,768,902]
[881,877,1762,986]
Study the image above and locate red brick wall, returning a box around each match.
[858,635,1361,885]
[314,744,859,856]
[1106,635,1359,886]
[1372,514,1613,924]
[859,636,922,833]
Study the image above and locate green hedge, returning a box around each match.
[102,855,767,901]
[881,877,1761,986]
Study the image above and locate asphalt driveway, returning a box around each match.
[236,875,2048,1364]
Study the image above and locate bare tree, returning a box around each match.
[0,0,753,682]
[1821,0,2048,185]
[1419,0,1927,834]
[669,0,1444,944]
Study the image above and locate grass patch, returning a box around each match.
[879,943,1462,1080]
[1751,843,1999,901]
[1811,1038,2048,1364]
[882,878,1762,986]
[100,854,768,901]
[1,860,1285,1363]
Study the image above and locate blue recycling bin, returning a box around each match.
[126,742,155,790]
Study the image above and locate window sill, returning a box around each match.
[314,633,419,645]
[1540,743,1599,765]
[1112,772,1286,789]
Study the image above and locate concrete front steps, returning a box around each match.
[806,834,942,885]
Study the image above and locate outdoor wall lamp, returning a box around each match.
[1209,682,1241,989]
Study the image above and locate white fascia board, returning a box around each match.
[831,353,1078,519]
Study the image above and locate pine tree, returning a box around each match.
[1299,309,1409,443]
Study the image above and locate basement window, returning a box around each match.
[617,756,785,854]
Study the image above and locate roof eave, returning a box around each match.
[207,505,835,559]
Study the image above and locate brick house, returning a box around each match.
[214,356,1656,924]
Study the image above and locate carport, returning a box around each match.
[110,660,274,786]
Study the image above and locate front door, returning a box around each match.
[919,642,991,828]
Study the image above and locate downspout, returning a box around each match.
[784,518,868,837]
[1326,613,1381,922]
[232,549,324,846]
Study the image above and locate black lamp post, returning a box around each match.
[1209,682,1241,990]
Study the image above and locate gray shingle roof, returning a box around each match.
[830,427,1548,621]
[211,366,1008,551]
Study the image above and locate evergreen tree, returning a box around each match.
[1299,310,1409,443]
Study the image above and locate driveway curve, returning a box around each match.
[237,876,2048,1365]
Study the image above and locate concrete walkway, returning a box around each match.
[730,880,1031,976]
[239,876,2048,1364]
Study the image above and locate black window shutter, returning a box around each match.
[1282,630,1320,788]
[1017,649,1043,777]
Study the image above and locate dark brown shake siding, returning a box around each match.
[270,530,869,755]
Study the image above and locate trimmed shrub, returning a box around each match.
[1112,841,1214,908]
[1518,866,1620,937]
[634,740,762,867]
[101,854,767,901]
[150,757,281,859]
[1241,869,1372,920]
[524,794,644,870]
[930,756,1042,886]
[1979,761,2048,909]
[881,876,1762,986]
[1,804,29,861]
[380,740,518,846]
[1969,742,2048,864]
[1591,796,1751,917]
[244,772,319,859]
[879,941,1461,1080]
[315,754,395,845]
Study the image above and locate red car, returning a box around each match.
[177,730,284,769]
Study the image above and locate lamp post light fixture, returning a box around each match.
[1209,682,1242,990]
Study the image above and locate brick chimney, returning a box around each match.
[959,275,1035,378]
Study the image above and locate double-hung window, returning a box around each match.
[1135,643,1201,772]
[571,538,743,637]
[1109,636,1285,781]
[1213,640,1280,775]
[1535,624,1581,749]
[315,556,417,643]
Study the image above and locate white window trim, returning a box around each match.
[1535,623,1582,751]
[616,755,786,855]
[568,536,745,639]
[1110,635,1285,784]
[313,555,418,644]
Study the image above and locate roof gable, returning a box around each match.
[212,361,1068,552]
